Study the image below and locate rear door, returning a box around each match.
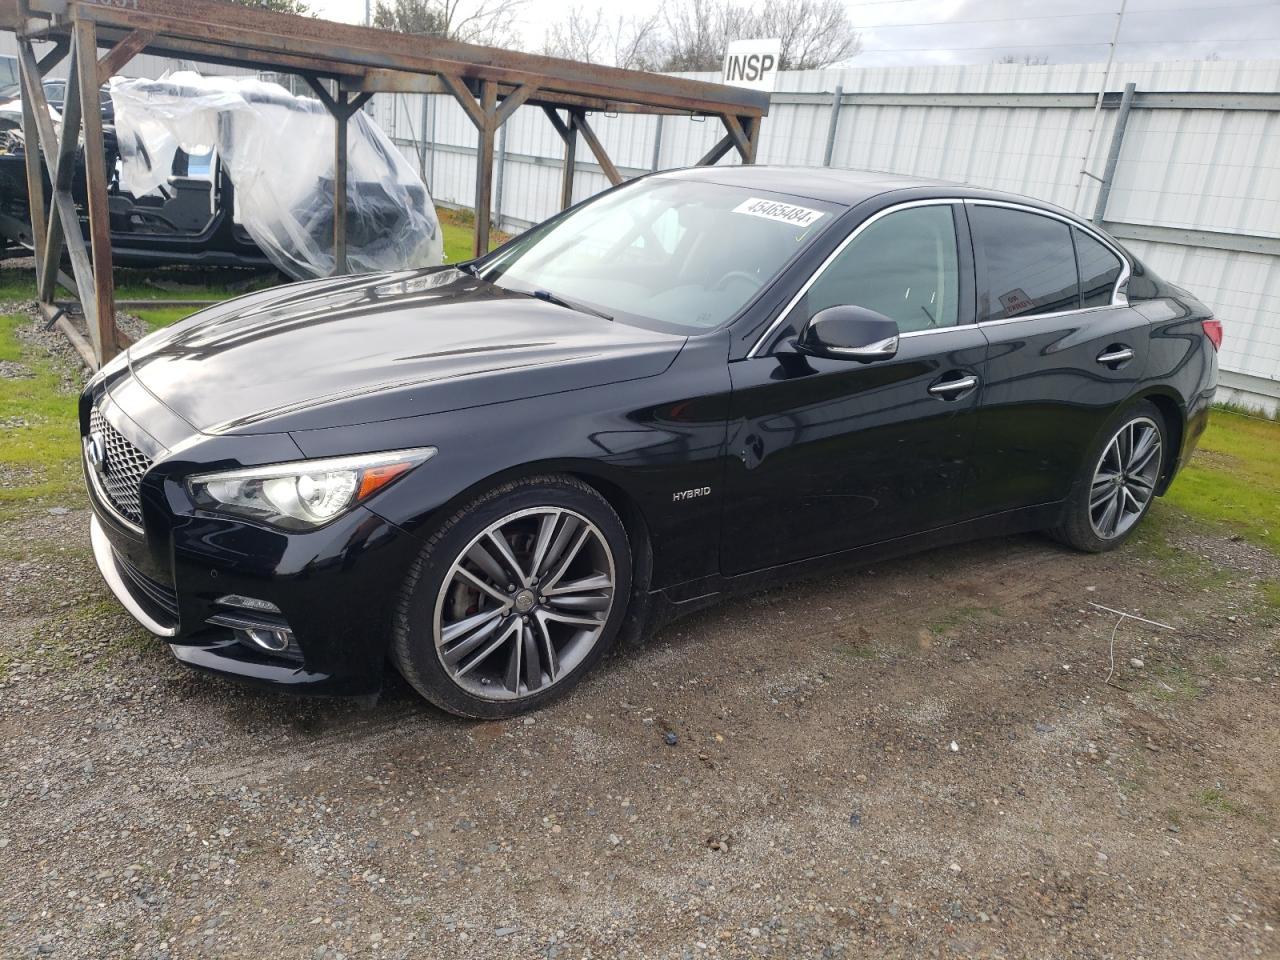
[964,200,1149,517]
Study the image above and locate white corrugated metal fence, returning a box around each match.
[374,60,1280,412]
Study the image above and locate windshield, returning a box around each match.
[478,177,837,333]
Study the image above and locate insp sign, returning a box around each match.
[721,39,783,94]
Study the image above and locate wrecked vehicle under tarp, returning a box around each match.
[110,73,442,278]
[0,87,272,270]
[0,72,442,279]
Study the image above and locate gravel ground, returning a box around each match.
[0,331,1277,959]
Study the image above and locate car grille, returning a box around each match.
[113,548,180,624]
[89,406,152,527]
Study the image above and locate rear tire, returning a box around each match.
[392,475,631,719]
[1049,400,1167,553]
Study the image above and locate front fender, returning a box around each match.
[287,334,734,589]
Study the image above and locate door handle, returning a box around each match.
[1096,345,1134,366]
[928,374,979,398]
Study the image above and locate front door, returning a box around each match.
[721,201,987,576]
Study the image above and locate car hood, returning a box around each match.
[125,268,687,435]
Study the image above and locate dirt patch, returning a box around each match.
[0,504,1277,959]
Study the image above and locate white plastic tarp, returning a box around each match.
[109,72,442,279]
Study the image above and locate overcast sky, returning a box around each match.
[305,0,1280,66]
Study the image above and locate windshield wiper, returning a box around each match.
[455,261,479,276]
[529,288,613,322]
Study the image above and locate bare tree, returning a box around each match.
[225,0,311,14]
[658,0,860,72]
[542,6,664,69]
[760,0,862,71]
[660,1,725,72]
[373,0,527,47]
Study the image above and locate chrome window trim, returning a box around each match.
[975,302,1128,329]
[897,325,984,340]
[963,199,1132,320]
[745,195,1134,358]
[745,198,962,359]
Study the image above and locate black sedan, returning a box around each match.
[81,167,1220,717]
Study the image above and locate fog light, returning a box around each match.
[216,594,281,614]
[240,626,293,653]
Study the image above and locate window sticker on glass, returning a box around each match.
[732,197,826,228]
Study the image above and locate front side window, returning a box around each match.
[794,204,961,333]
[480,178,835,333]
[972,205,1079,322]
[1075,228,1124,308]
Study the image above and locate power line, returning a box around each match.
[852,0,1272,7]
[858,37,1279,53]
[854,2,1278,30]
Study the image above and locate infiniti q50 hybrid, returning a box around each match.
[81,167,1219,717]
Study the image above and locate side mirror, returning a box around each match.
[794,305,899,362]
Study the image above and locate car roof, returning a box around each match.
[664,164,958,206]
[667,163,1096,213]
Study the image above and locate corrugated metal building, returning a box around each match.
[376,60,1280,413]
[1,31,1275,411]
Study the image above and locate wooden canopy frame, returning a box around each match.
[0,0,769,368]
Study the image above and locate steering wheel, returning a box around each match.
[714,270,761,292]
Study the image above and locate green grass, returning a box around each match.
[436,207,508,264]
[134,305,200,331]
[1149,663,1202,703]
[0,265,274,304]
[1195,787,1244,816]
[118,211,490,331]
[0,313,83,515]
[1163,410,1280,555]
[928,604,999,637]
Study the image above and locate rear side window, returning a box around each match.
[799,204,960,333]
[971,206,1079,321]
[1074,229,1124,308]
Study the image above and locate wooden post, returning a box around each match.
[15,39,98,357]
[744,115,761,165]
[720,113,753,164]
[472,80,497,259]
[39,40,84,306]
[16,40,67,291]
[74,18,119,362]
[541,106,577,210]
[696,134,735,167]
[333,88,349,274]
[571,111,621,186]
[305,77,371,275]
[439,75,533,257]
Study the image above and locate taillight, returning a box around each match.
[1202,319,1222,351]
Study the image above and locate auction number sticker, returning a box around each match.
[732,197,826,228]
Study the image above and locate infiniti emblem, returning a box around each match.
[87,431,107,473]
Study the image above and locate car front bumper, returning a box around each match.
[85,453,424,697]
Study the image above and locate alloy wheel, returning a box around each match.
[432,507,616,701]
[1088,416,1162,540]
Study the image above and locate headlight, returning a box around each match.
[187,447,436,530]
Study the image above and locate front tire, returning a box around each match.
[1050,400,1167,553]
[392,475,631,718]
